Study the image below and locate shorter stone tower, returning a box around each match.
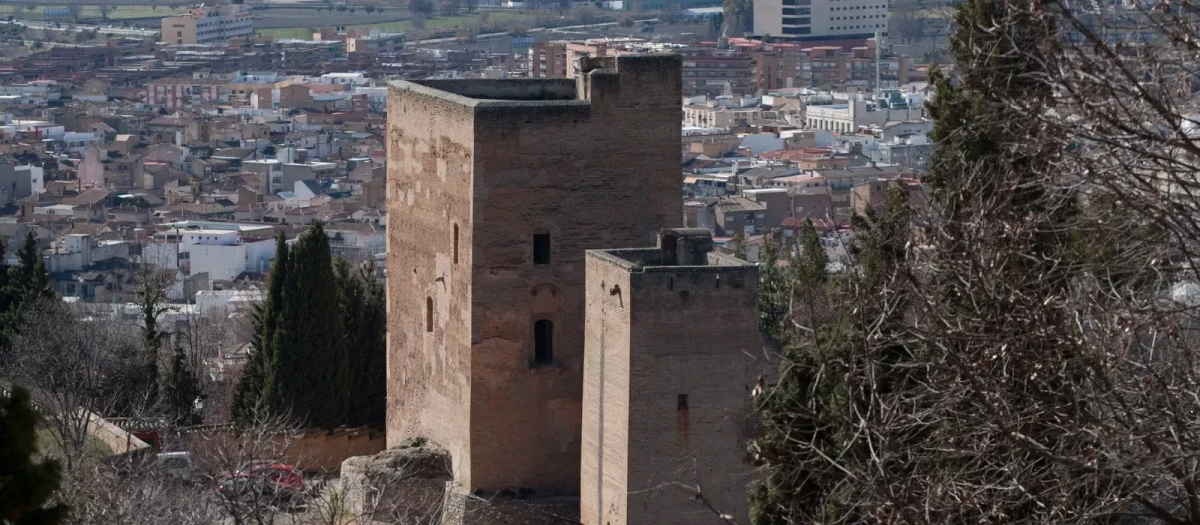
[581,229,764,525]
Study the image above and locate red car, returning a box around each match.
[217,461,305,502]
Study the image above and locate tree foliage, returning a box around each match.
[335,258,386,428]
[750,190,911,523]
[233,225,382,430]
[0,386,67,525]
[161,343,201,427]
[232,233,288,425]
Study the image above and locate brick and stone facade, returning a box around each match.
[581,229,765,525]
[386,54,683,494]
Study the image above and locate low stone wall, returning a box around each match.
[340,441,581,525]
[184,426,386,474]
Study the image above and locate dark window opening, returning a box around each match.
[677,394,689,410]
[426,297,433,332]
[533,233,551,265]
[453,224,459,264]
[534,319,553,364]
[661,234,678,265]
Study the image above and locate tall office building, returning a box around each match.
[754,0,888,42]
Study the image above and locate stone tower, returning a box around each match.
[386,54,683,494]
[582,229,763,525]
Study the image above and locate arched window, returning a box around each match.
[534,320,553,364]
[426,297,433,332]
[452,224,459,264]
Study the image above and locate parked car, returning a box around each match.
[217,461,305,504]
[156,451,193,481]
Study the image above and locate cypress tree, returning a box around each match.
[6,232,51,331]
[161,343,202,427]
[337,258,386,428]
[0,386,68,525]
[273,223,348,429]
[232,232,288,425]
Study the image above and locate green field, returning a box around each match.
[0,4,187,20]
[257,11,534,39]
[35,427,113,462]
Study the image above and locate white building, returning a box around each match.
[195,289,264,316]
[805,95,925,133]
[46,234,132,273]
[144,223,278,282]
[753,0,888,41]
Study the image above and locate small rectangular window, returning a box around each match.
[533,233,551,265]
[534,320,553,364]
[677,394,688,410]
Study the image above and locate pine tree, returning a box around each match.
[232,232,288,425]
[161,343,202,427]
[0,386,68,525]
[273,223,348,429]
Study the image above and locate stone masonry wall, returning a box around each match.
[582,249,767,525]
[580,253,635,525]
[388,54,684,496]
[626,265,763,525]
[467,55,684,494]
[386,82,476,484]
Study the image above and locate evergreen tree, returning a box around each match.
[336,258,386,428]
[272,223,348,429]
[0,386,67,525]
[5,232,51,334]
[757,229,790,338]
[161,343,202,427]
[749,185,912,524]
[232,232,288,425]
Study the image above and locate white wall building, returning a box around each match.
[806,98,925,133]
[144,225,278,281]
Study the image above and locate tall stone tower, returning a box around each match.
[582,229,763,525]
[386,55,683,494]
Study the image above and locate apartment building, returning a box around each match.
[751,40,912,91]
[161,6,253,46]
[680,47,755,96]
[529,40,629,79]
[753,0,888,42]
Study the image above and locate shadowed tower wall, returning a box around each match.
[387,54,683,494]
[582,230,764,525]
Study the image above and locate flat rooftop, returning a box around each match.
[392,78,579,102]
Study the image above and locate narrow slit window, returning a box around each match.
[534,319,553,364]
[533,233,551,265]
[426,297,433,332]
[677,394,689,410]
[452,224,459,264]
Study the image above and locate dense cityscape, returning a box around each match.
[2,0,1198,524]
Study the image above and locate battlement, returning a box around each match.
[388,54,682,114]
[589,229,755,273]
